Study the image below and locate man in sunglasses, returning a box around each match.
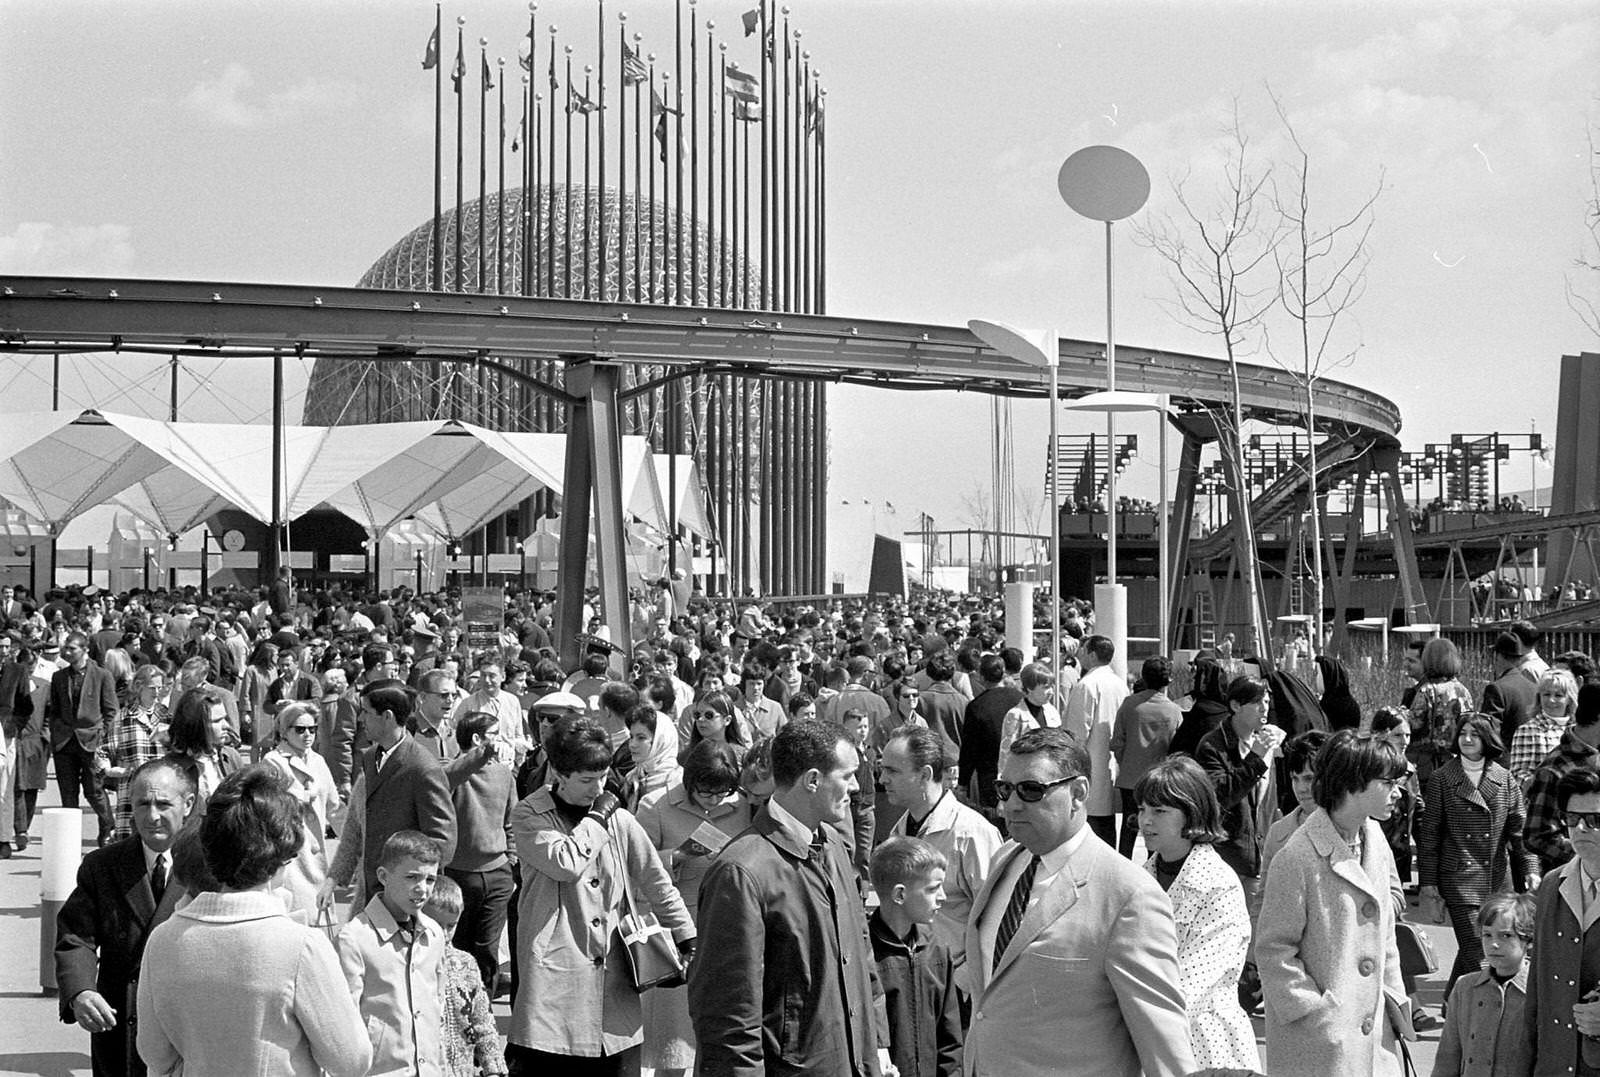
[1525,764,1600,1073]
[964,728,1193,1077]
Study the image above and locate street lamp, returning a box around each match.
[968,319,1060,673]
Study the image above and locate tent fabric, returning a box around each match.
[652,454,713,539]
[0,411,172,528]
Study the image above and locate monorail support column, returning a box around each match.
[1375,445,1431,625]
[1167,429,1205,652]
[557,362,631,672]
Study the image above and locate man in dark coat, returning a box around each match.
[46,632,118,844]
[957,654,1023,819]
[689,719,883,1077]
[1481,631,1538,748]
[55,758,194,1077]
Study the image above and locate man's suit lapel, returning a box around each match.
[366,739,402,798]
[988,844,1086,984]
[114,840,157,931]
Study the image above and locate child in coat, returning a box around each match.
[1433,893,1533,1077]
[424,875,507,1077]
[868,837,963,1077]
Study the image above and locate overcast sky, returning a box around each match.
[3,0,1596,546]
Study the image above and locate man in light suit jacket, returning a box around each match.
[46,632,119,844]
[963,728,1193,1077]
[55,758,194,1077]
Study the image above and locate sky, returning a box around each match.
[2,0,1597,549]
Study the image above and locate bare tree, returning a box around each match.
[1265,89,1384,656]
[1569,120,1600,339]
[1136,102,1283,656]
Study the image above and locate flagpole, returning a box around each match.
[740,79,751,308]
[454,18,466,293]
[430,3,443,293]
[633,36,644,303]
[781,16,792,313]
[715,36,726,307]
[649,63,658,304]
[564,47,574,298]
[799,58,809,314]
[617,14,629,307]
[547,28,559,297]
[497,57,507,295]
[478,39,490,293]
[596,0,607,303]
[758,1,770,310]
[689,0,700,306]
[524,3,538,297]
[818,85,826,313]
[583,65,594,300]
[662,69,673,301]
[673,0,685,305]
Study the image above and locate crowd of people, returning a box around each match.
[17,571,1600,1076]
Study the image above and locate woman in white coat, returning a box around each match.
[1135,756,1261,1072]
[1257,728,1414,1077]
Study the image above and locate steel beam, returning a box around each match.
[556,362,631,671]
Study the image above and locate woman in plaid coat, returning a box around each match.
[1417,711,1540,1000]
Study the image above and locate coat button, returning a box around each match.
[1358,958,1375,976]
[592,917,603,927]
[590,878,601,887]
[1360,900,1377,918]
[1361,1017,1374,1034]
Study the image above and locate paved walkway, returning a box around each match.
[0,782,1456,1076]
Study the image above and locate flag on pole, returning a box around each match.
[651,88,683,163]
[422,25,440,70]
[622,43,648,86]
[807,84,823,133]
[568,84,601,114]
[518,36,535,72]
[733,98,762,122]
[548,50,560,91]
[452,45,465,93]
[725,65,759,104]
[741,8,760,35]
[482,53,495,90]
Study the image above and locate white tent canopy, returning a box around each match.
[0,410,698,548]
[652,454,713,539]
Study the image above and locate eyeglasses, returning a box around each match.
[1563,811,1600,831]
[289,724,319,734]
[994,776,1077,803]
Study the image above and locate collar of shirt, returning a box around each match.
[364,893,433,947]
[764,796,820,860]
[141,842,167,874]
[1036,819,1091,883]
[375,732,410,769]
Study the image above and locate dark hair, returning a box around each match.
[581,651,611,677]
[1454,712,1505,763]
[688,691,746,747]
[625,704,658,734]
[599,681,640,716]
[1556,766,1600,812]
[378,829,442,870]
[642,674,676,714]
[977,654,1006,685]
[167,687,227,755]
[1420,638,1463,680]
[1493,632,1526,661]
[1139,656,1173,691]
[925,650,955,682]
[869,835,948,893]
[1225,676,1268,711]
[453,710,499,751]
[1082,635,1115,665]
[360,678,413,725]
[249,640,278,668]
[1578,684,1600,728]
[1007,727,1089,780]
[1019,663,1053,692]
[1313,729,1407,812]
[885,724,946,779]
[1000,647,1024,675]
[1191,659,1226,703]
[544,715,614,775]
[200,764,304,889]
[682,739,742,794]
[1370,706,1409,734]
[361,643,394,673]
[786,691,816,717]
[771,718,849,788]
[1134,756,1226,843]
[1478,892,1536,941]
[169,821,218,894]
[1283,729,1331,774]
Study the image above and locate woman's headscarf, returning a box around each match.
[636,715,681,781]
[1316,655,1362,731]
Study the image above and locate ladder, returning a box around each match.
[1289,525,1309,615]
[1193,576,1217,649]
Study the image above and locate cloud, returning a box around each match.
[0,222,135,275]
[183,62,359,128]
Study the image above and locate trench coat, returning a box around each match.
[1257,807,1409,1077]
[508,787,693,1058]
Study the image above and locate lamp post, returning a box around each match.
[968,319,1060,673]
[517,540,528,587]
[142,547,152,592]
[1058,145,1150,677]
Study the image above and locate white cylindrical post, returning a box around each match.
[1005,582,1036,657]
[39,807,83,993]
[1094,582,1128,681]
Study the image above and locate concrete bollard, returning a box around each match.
[39,808,83,994]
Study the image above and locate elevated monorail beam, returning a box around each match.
[0,277,1402,437]
[1410,507,1600,549]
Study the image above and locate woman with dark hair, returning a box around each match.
[164,686,244,809]
[1135,756,1260,1072]
[136,764,370,1076]
[1316,655,1362,731]
[1257,729,1412,1077]
[680,690,746,766]
[238,639,278,757]
[1169,657,1230,757]
[507,715,693,1076]
[1417,711,1539,1002]
[619,704,680,811]
[635,740,752,1077]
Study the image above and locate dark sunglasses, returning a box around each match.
[289,724,319,734]
[994,775,1077,803]
[1563,811,1600,831]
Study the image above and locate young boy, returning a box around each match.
[338,830,450,1076]
[1260,730,1328,881]
[1434,893,1534,1077]
[423,875,507,1077]
[868,837,963,1077]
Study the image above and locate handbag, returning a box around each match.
[1394,921,1438,977]
[615,852,686,991]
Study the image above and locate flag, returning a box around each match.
[725,66,759,104]
[451,45,465,93]
[650,88,681,118]
[622,43,648,87]
[482,53,495,90]
[548,50,560,91]
[741,8,760,36]
[654,111,670,163]
[733,98,762,123]
[518,35,534,72]
[807,86,823,133]
[422,25,439,70]
[567,84,600,114]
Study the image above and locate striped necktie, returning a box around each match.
[993,854,1041,970]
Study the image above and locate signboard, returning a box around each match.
[329,554,368,574]
[219,552,259,569]
[692,555,713,576]
[461,586,503,653]
[285,551,314,569]
[486,553,522,574]
[166,552,203,570]
[445,556,477,573]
